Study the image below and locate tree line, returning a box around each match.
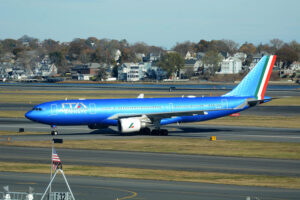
[0,35,299,75]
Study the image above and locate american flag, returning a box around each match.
[52,148,62,170]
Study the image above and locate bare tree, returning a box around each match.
[270,38,284,50]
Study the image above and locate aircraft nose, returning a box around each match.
[25,110,34,120]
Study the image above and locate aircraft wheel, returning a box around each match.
[162,129,168,136]
[151,129,159,135]
[140,127,150,135]
[51,130,58,135]
[158,129,168,136]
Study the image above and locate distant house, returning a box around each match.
[114,49,122,62]
[291,61,300,72]
[118,63,142,81]
[71,63,100,76]
[136,53,145,62]
[143,52,161,62]
[77,74,93,81]
[34,55,58,77]
[118,63,145,81]
[217,57,242,74]
[250,52,269,70]
[38,64,57,77]
[185,51,196,60]
[118,62,166,81]
[180,59,202,78]
[233,52,247,62]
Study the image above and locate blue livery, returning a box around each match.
[25,55,276,135]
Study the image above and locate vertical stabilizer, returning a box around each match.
[223,55,276,100]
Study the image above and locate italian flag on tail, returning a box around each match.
[255,55,277,100]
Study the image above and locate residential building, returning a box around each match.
[71,63,100,76]
[35,64,57,77]
[291,61,300,72]
[217,57,242,74]
[118,63,144,81]
[143,52,161,62]
[233,52,247,62]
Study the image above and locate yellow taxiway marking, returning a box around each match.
[16,182,37,185]
[79,185,137,200]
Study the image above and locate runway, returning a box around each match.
[0,118,299,143]
[0,145,299,177]
[0,84,299,199]
[1,172,299,200]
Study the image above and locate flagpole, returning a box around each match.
[50,140,53,193]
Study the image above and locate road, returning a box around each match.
[1,172,299,200]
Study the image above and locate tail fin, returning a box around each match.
[223,55,276,100]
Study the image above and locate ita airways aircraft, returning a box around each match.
[25,55,277,136]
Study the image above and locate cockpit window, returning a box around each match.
[32,107,42,111]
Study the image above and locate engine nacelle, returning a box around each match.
[88,124,109,129]
[118,118,144,133]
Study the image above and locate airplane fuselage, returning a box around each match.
[26,96,248,126]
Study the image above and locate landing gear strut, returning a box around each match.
[51,125,58,135]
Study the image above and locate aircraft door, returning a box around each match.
[221,99,228,109]
[51,104,57,115]
[169,103,174,112]
[89,103,96,114]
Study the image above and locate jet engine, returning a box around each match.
[118,118,146,133]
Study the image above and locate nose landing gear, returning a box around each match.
[51,125,58,135]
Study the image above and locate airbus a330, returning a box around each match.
[25,55,277,136]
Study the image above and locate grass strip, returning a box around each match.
[0,111,26,118]
[0,161,299,189]
[0,130,47,136]
[263,96,300,106]
[1,138,300,160]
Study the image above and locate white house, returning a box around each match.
[35,63,57,77]
[118,63,145,81]
[233,52,247,62]
[217,57,242,74]
[291,61,300,72]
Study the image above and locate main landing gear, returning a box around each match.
[139,127,168,136]
[51,125,58,135]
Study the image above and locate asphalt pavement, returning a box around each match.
[1,172,299,200]
[0,118,299,143]
[0,145,299,177]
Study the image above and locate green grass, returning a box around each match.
[264,96,300,106]
[0,130,47,136]
[2,138,300,160]
[0,161,299,189]
[0,111,26,118]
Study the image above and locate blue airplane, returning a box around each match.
[25,55,277,136]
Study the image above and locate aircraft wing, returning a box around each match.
[108,109,232,121]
